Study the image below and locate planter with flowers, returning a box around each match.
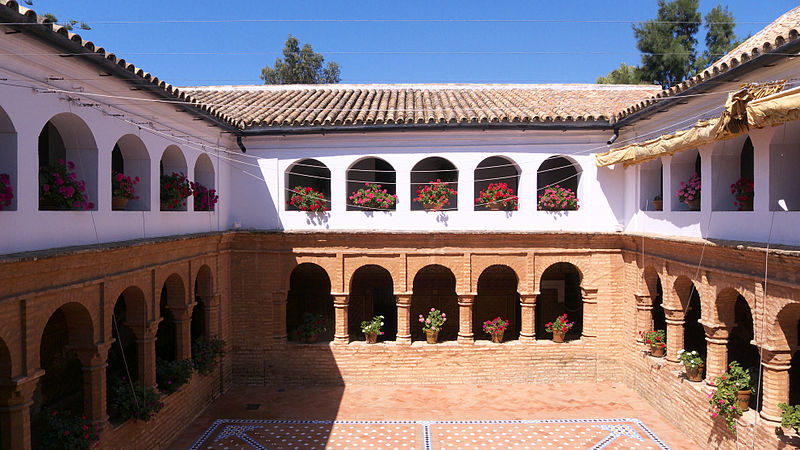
[678,349,704,381]
[482,317,509,343]
[295,312,327,343]
[288,186,328,212]
[414,179,457,211]
[191,180,219,211]
[112,171,139,210]
[538,185,579,211]
[39,160,95,210]
[349,182,397,210]
[476,182,518,211]
[108,375,163,422]
[0,172,12,210]
[779,403,800,435]
[545,313,574,343]
[191,336,226,375]
[156,358,193,395]
[160,172,191,211]
[708,361,756,432]
[40,409,99,450]
[651,194,663,211]
[361,315,385,344]
[419,308,446,343]
[730,177,754,211]
[676,172,701,211]
[641,330,666,357]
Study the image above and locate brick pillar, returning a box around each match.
[273,291,288,342]
[760,349,792,423]
[581,287,599,340]
[332,293,349,345]
[168,304,194,360]
[198,294,220,337]
[519,292,538,342]
[703,324,731,385]
[74,344,112,430]
[0,372,42,450]
[457,294,475,345]
[663,307,685,362]
[634,293,653,343]
[127,320,160,387]
[396,293,412,345]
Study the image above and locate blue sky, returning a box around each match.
[27,0,800,86]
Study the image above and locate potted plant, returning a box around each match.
[191,180,219,211]
[360,315,384,343]
[709,361,756,432]
[111,171,139,211]
[730,178,754,211]
[288,186,328,212]
[191,336,226,375]
[651,194,663,211]
[414,179,457,211]
[779,403,800,435]
[39,159,95,210]
[677,349,704,381]
[156,358,193,395]
[40,409,100,450]
[108,376,163,422]
[476,182,518,211]
[545,313,574,343]
[418,308,446,343]
[641,330,666,357]
[538,185,579,211]
[676,172,701,211]
[295,312,327,343]
[349,183,397,210]
[160,172,191,210]
[0,172,12,210]
[482,317,509,343]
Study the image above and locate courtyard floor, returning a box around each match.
[170,383,696,449]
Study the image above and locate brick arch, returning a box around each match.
[643,266,660,298]
[470,257,526,293]
[113,286,148,329]
[407,257,464,294]
[770,302,800,352]
[411,264,459,342]
[713,286,754,327]
[160,273,187,310]
[348,264,395,293]
[37,301,96,354]
[195,264,214,298]
[287,262,335,342]
[534,257,585,289]
[284,256,340,293]
[343,257,402,293]
[672,275,696,312]
[105,281,152,327]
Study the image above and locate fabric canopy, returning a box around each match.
[595,81,786,167]
[747,85,800,129]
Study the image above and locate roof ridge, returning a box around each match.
[181,83,663,92]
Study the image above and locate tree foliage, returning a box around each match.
[694,4,738,72]
[596,63,646,84]
[261,35,341,84]
[634,0,701,88]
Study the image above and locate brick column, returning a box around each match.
[703,324,731,385]
[168,304,194,360]
[760,349,793,423]
[519,292,538,342]
[74,344,112,429]
[457,294,475,345]
[581,287,599,340]
[127,320,160,387]
[663,307,685,362]
[273,291,288,342]
[0,372,42,450]
[332,293,349,345]
[198,294,220,337]
[396,293,412,345]
[634,293,653,343]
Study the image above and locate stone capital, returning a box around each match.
[519,292,538,305]
[581,287,599,302]
[129,319,162,342]
[0,370,44,407]
[457,293,476,306]
[332,293,349,306]
[272,291,288,304]
[395,293,412,306]
[72,343,113,368]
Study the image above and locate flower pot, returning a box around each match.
[425,329,438,344]
[304,334,318,344]
[422,202,439,211]
[737,389,751,412]
[486,203,504,211]
[112,196,130,211]
[651,200,663,211]
[687,198,701,211]
[650,345,665,357]
[739,198,753,211]
[685,364,704,382]
[491,329,504,343]
[552,329,565,343]
[365,331,377,344]
[160,201,171,211]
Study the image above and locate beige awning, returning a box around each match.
[596,81,786,167]
[747,85,800,128]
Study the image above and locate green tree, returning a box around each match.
[596,63,646,84]
[694,4,738,72]
[261,35,341,84]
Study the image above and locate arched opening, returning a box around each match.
[676,277,705,359]
[111,134,150,211]
[640,159,663,211]
[193,154,216,211]
[411,265,458,342]
[670,150,701,211]
[536,263,583,340]
[474,265,521,340]
[474,156,519,211]
[791,319,800,405]
[769,122,800,210]
[38,114,98,210]
[192,265,213,345]
[644,267,665,332]
[348,265,396,341]
[712,135,754,211]
[536,156,580,211]
[725,294,761,410]
[160,145,188,211]
[286,263,334,342]
[410,157,458,211]
[0,105,17,211]
[107,287,145,424]
[286,159,331,211]
[156,275,184,362]
[346,158,396,211]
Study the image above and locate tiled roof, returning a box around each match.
[181,84,662,130]
[616,6,800,122]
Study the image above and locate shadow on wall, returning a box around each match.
[231,153,281,229]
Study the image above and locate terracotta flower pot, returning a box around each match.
[491,329,504,343]
[552,329,565,343]
[650,345,665,357]
[425,329,438,344]
[739,198,753,211]
[112,196,130,211]
[365,331,377,344]
[651,200,663,211]
[685,364,704,382]
[422,202,439,211]
[304,334,318,344]
[737,389,752,412]
[687,198,701,211]
[486,203,504,211]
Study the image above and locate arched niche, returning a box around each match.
[410,157,458,211]
[675,277,705,358]
[111,134,150,211]
[160,145,188,211]
[38,113,98,210]
[769,122,800,210]
[670,150,701,211]
[193,154,216,211]
[712,135,753,211]
[536,156,580,210]
[724,293,761,411]
[0,105,17,211]
[106,287,145,424]
[348,265,396,341]
[192,265,214,343]
[536,262,583,340]
[286,159,331,211]
[286,263,334,342]
[411,265,458,342]
[474,265,520,340]
[474,156,519,211]
[346,157,396,211]
[639,159,663,211]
